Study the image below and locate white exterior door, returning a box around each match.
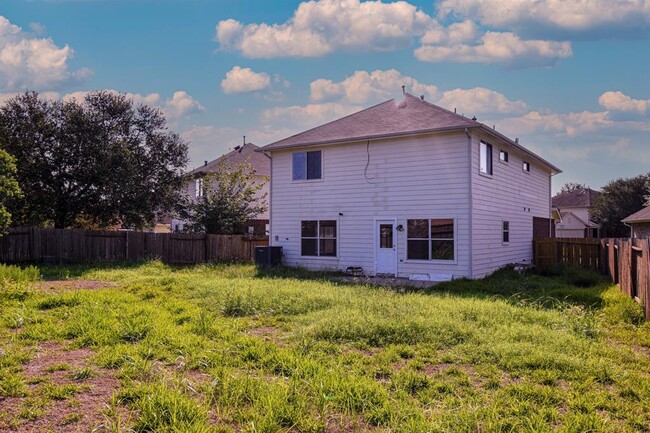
[375,220,397,275]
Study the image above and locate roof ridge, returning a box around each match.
[404,92,481,126]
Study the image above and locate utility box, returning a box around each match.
[254,246,283,267]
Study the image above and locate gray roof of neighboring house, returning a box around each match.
[622,206,650,224]
[188,142,270,177]
[552,188,600,208]
[259,93,561,174]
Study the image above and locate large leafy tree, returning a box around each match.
[0,148,22,233]
[591,173,650,237]
[183,162,267,235]
[0,91,188,229]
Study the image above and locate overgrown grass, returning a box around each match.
[1,261,649,432]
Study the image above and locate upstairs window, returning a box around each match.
[293,150,322,180]
[523,161,530,172]
[502,221,510,243]
[480,141,493,175]
[195,178,204,197]
[301,220,336,257]
[499,150,509,163]
[407,219,455,261]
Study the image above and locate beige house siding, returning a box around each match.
[470,133,551,278]
[269,132,472,278]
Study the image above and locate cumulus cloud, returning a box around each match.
[164,91,205,119]
[415,31,572,66]
[308,69,527,114]
[221,66,272,94]
[261,103,362,129]
[0,16,91,91]
[598,91,649,114]
[63,89,203,120]
[437,0,650,38]
[437,87,528,114]
[215,0,434,58]
[498,110,613,136]
[310,69,440,104]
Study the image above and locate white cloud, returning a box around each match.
[598,91,649,114]
[498,110,613,136]
[437,0,650,38]
[215,0,434,58]
[310,69,440,104]
[309,69,527,114]
[437,87,528,114]
[0,15,91,91]
[415,31,572,66]
[221,66,272,94]
[261,103,362,129]
[63,89,203,120]
[164,91,205,119]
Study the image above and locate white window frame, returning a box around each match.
[502,220,510,244]
[479,141,493,176]
[499,150,509,164]
[522,161,531,173]
[292,150,323,181]
[405,218,457,263]
[195,178,204,198]
[300,219,337,258]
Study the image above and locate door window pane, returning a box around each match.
[379,224,393,249]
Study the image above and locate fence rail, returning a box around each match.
[533,237,650,320]
[0,227,268,264]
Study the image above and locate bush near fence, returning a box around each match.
[533,237,650,320]
[0,227,268,264]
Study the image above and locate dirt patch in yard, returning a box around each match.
[0,341,120,432]
[35,280,117,291]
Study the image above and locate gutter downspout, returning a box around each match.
[465,128,473,278]
[623,221,633,239]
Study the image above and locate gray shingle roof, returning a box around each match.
[261,93,479,151]
[552,188,600,208]
[188,142,270,177]
[260,93,560,174]
[622,206,650,224]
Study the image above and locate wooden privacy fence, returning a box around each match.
[533,237,601,270]
[533,237,650,320]
[0,227,268,264]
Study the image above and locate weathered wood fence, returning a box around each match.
[0,227,268,264]
[533,237,650,319]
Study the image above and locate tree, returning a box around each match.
[0,149,22,234]
[560,182,587,193]
[591,173,650,237]
[0,91,188,229]
[182,162,267,235]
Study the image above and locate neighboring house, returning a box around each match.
[551,188,600,238]
[259,93,561,279]
[622,206,650,238]
[171,142,270,235]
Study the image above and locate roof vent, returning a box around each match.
[234,145,241,150]
[204,160,208,166]
[401,85,405,94]
[471,116,477,121]
[515,137,519,144]
[420,95,425,100]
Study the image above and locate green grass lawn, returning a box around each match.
[1,262,649,432]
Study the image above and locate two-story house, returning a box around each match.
[552,188,600,238]
[259,93,560,279]
[172,142,270,235]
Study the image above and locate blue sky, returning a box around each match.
[1,0,649,193]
